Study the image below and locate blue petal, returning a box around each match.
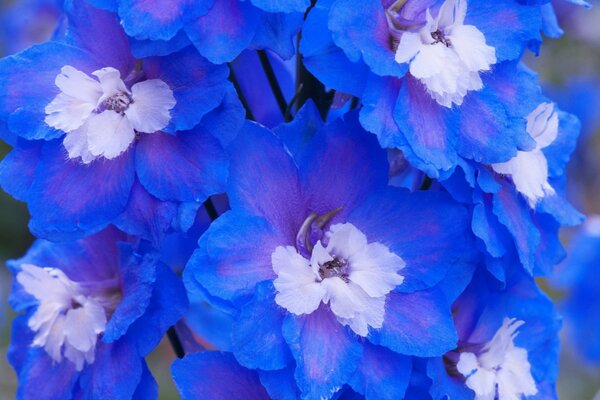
[258,366,301,400]
[103,243,157,343]
[132,362,158,400]
[143,46,230,133]
[466,0,542,62]
[129,30,192,58]
[301,5,369,97]
[348,342,412,400]
[0,140,42,201]
[114,179,178,246]
[16,348,79,400]
[184,211,282,303]
[369,289,457,357]
[282,306,363,400]
[184,0,259,64]
[249,0,310,13]
[28,141,135,240]
[116,0,213,41]
[250,11,303,60]
[329,0,407,78]
[232,281,293,371]
[135,125,228,203]
[172,352,270,399]
[348,188,475,293]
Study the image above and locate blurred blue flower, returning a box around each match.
[6,227,188,400]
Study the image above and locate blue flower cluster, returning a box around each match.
[0,0,589,399]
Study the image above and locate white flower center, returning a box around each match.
[272,222,405,336]
[457,318,538,400]
[492,103,558,208]
[393,0,496,107]
[44,65,176,164]
[16,264,119,371]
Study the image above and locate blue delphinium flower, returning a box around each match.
[442,101,583,280]
[87,0,307,63]
[6,227,188,400]
[0,0,243,241]
[301,0,549,179]
[552,216,600,363]
[427,268,561,399]
[184,105,477,400]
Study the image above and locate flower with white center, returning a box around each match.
[457,318,537,400]
[492,103,558,208]
[16,264,112,371]
[272,222,405,336]
[394,0,496,107]
[45,65,176,163]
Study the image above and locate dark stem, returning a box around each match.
[203,198,219,221]
[420,176,433,191]
[228,66,255,121]
[257,50,289,120]
[167,326,185,358]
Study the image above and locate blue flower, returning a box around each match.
[0,0,244,241]
[442,102,583,279]
[552,216,600,363]
[301,0,550,178]
[184,104,477,399]
[427,268,561,399]
[88,0,307,63]
[6,227,188,400]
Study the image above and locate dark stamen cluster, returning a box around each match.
[319,257,349,282]
[431,30,452,47]
[103,92,133,114]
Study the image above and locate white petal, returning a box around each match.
[42,314,67,363]
[63,123,96,164]
[85,111,136,159]
[45,93,96,132]
[325,223,368,260]
[309,241,334,276]
[394,32,424,64]
[17,264,72,304]
[55,65,102,104]
[527,103,559,149]
[437,0,467,29]
[449,25,496,73]
[492,150,554,207]
[348,242,405,297]
[409,44,447,79]
[92,67,129,102]
[272,246,325,315]
[63,302,104,353]
[338,292,385,336]
[125,79,176,133]
[496,347,538,399]
[321,278,366,319]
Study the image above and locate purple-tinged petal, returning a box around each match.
[300,113,388,221]
[16,348,79,400]
[369,289,457,357]
[132,362,158,400]
[258,366,301,400]
[117,0,213,41]
[275,100,323,163]
[250,0,309,13]
[393,77,457,178]
[172,352,270,400]
[184,0,259,64]
[129,30,192,58]
[282,306,363,400]
[250,11,303,60]
[227,121,304,243]
[28,141,135,240]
